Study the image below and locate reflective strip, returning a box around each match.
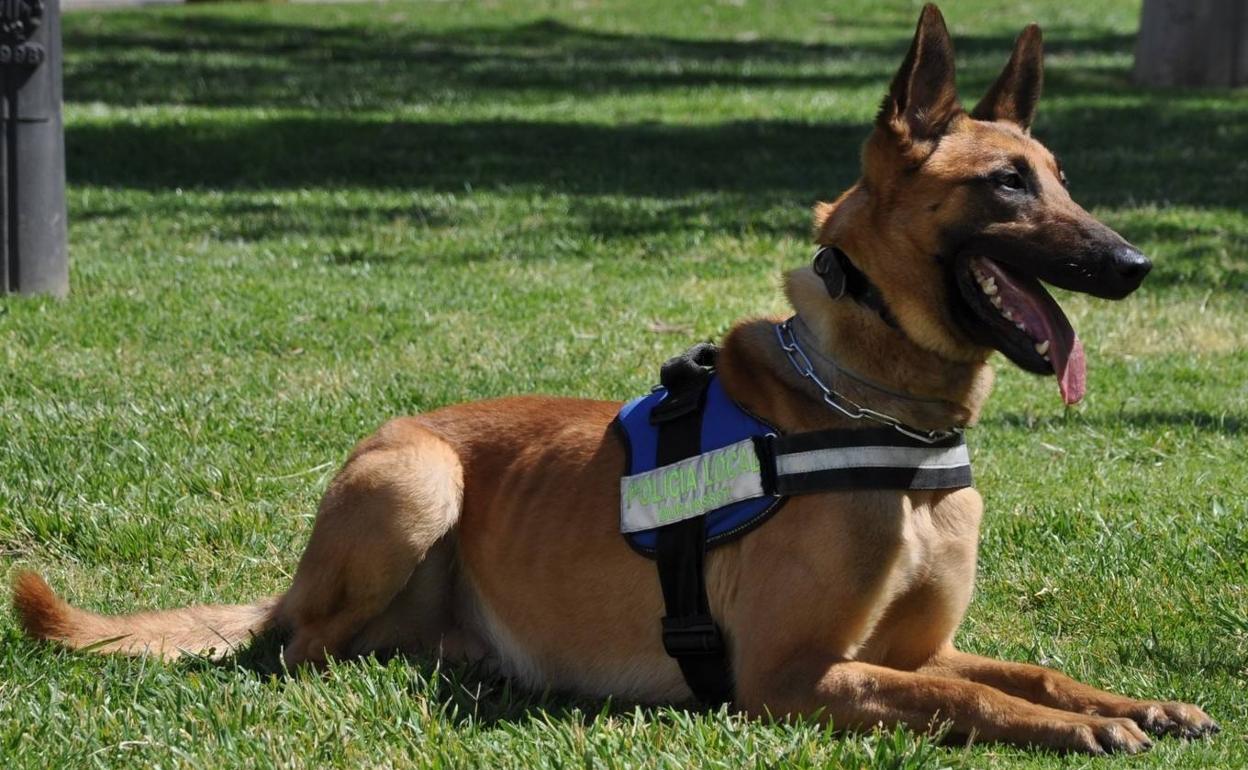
[620,439,765,534]
[774,444,970,476]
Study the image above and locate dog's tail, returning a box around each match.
[11,571,280,661]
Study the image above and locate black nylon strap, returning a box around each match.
[651,347,734,706]
[775,464,972,494]
[770,427,972,494]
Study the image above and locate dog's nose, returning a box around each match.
[1112,245,1151,284]
[1100,244,1151,297]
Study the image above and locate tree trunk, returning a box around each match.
[1133,0,1248,87]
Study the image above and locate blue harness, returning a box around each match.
[612,339,972,705]
[616,375,784,555]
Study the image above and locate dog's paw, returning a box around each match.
[1123,700,1219,739]
[1062,716,1152,756]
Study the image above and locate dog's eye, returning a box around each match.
[996,172,1026,191]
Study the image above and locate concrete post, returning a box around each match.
[1,0,68,297]
[1133,0,1248,88]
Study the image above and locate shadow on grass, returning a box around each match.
[204,628,681,728]
[64,15,1246,205]
[65,110,1247,286]
[68,117,862,198]
[988,410,1246,436]
[63,15,1137,109]
[62,12,1247,289]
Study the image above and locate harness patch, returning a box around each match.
[615,376,783,555]
[621,438,763,533]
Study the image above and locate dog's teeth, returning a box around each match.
[1014,322,1026,332]
[1002,308,1014,320]
[1034,340,1050,355]
[990,295,1003,308]
[1043,354,1051,362]
[982,281,998,296]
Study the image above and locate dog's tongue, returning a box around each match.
[977,258,1086,405]
[1055,336,1086,405]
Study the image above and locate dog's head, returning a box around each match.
[816,4,1149,405]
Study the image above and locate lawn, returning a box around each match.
[1,0,1245,767]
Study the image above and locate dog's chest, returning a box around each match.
[899,489,982,575]
[855,488,984,665]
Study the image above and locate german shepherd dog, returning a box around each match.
[13,4,1218,755]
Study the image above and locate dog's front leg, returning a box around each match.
[920,647,1219,739]
[735,657,1153,754]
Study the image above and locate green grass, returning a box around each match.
[2,0,1246,766]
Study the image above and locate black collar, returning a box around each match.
[812,246,898,329]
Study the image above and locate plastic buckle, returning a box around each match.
[812,245,847,300]
[661,615,724,657]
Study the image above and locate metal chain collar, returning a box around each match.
[775,318,964,445]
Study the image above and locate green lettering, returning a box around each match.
[664,468,679,499]
[742,444,759,472]
[681,464,696,497]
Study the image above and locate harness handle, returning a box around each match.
[650,342,718,425]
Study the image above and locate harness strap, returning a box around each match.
[769,427,971,494]
[651,345,734,706]
[628,344,970,707]
[621,427,970,535]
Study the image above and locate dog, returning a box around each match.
[12,4,1218,755]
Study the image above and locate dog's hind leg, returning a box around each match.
[277,418,463,667]
[341,535,487,662]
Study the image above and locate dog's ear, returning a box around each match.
[876,4,961,149]
[971,24,1044,130]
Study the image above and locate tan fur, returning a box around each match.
[12,4,1215,755]
[11,571,277,659]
